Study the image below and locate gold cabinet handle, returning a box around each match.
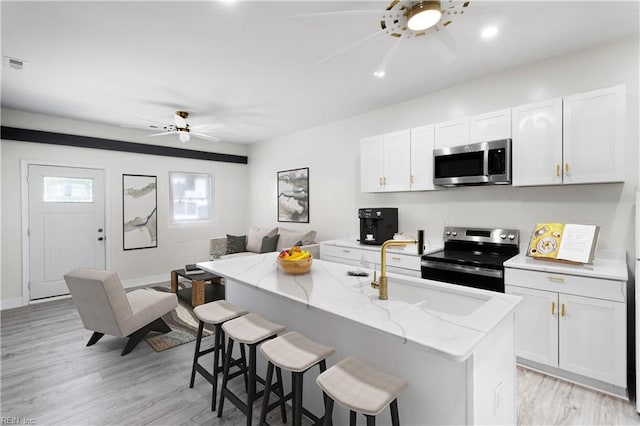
[561,303,566,317]
[565,163,569,174]
[556,164,560,177]
[551,301,556,316]
[384,177,387,185]
[379,177,384,186]
[410,175,414,184]
[390,256,401,261]
[547,276,565,283]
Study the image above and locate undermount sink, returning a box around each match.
[387,279,490,316]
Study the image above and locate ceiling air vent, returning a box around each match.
[4,56,27,70]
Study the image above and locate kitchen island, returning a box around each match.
[198,253,522,425]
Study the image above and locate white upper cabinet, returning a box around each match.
[360,130,411,192]
[512,85,625,187]
[512,98,564,186]
[362,85,625,192]
[562,85,625,184]
[360,135,385,192]
[383,130,412,192]
[434,118,469,149]
[469,109,512,143]
[410,125,435,191]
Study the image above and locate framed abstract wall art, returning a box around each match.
[123,174,157,250]
[277,167,309,223]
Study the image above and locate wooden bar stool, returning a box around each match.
[189,300,249,411]
[218,313,287,426]
[258,331,335,426]
[316,357,408,426]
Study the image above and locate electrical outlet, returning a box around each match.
[493,381,504,415]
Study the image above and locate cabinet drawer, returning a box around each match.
[322,256,364,268]
[387,266,421,277]
[320,244,378,266]
[385,252,421,272]
[505,267,625,302]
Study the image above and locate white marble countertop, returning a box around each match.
[198,253,521,362]
[321,238,444,256]
[504,252,628,281]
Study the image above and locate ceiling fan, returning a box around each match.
[294,0,469,71]
[124,111,224,143]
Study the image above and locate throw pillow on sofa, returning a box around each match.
[246,226,278,253]
[260,234,280,253]
[227,234,247,254]
[276,227,317,251]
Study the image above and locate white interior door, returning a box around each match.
[28,164,106,300]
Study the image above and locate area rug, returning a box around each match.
[144,286,213,352]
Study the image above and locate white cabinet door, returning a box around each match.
[511,98,563,186]
[469,109,511,143]
[360,135,385,192]
[506,285,559,367]
[383,130,411,192]
[410,125,435,191]
[558,293,626,387]
[434,118,469,148]
[563,85,625,184]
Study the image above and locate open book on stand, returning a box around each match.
[184,264,203,275]
[527,223,599,264]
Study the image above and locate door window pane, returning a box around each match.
[169,172,212,223]
[43,177,93,202]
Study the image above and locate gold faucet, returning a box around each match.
[371,239,418,300]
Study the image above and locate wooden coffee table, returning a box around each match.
[170,268,224,307]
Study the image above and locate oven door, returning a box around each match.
[420,259,505,292]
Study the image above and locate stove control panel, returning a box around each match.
[443,227,519,246]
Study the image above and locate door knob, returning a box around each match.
[98,228,103,232]
[98,237,104,241]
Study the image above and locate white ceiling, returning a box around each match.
[1,1,639,144]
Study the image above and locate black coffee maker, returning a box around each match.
[358,208,398,245]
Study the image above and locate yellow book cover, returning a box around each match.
[527,223,599,264]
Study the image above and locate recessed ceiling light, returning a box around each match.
[481,26,498,39]
[373,70,386,79]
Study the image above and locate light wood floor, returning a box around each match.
[2,294,640,425]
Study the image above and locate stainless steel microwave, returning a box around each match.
[433,139,511,187]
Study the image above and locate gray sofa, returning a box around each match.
[210,226,320,260]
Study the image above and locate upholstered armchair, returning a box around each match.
[63,267,178,356]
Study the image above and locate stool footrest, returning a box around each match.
[194,364,216,385]
[196,345,217,357]
[222,387,265,411]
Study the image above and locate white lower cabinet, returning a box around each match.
[320,241,421,277]
[558,293,626,386]
[505,267,627,392]
[505,286,558,366]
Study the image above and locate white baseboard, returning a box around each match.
[1,297,24,311]
[0,273,172,311]
[121,273,171,289]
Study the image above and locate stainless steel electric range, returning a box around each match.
[420,227,520,293]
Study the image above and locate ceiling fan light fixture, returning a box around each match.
[407,1,442,31]
[177,129,190,143]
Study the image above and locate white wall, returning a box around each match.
[248,35,639,263]
[1,109,250,307]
